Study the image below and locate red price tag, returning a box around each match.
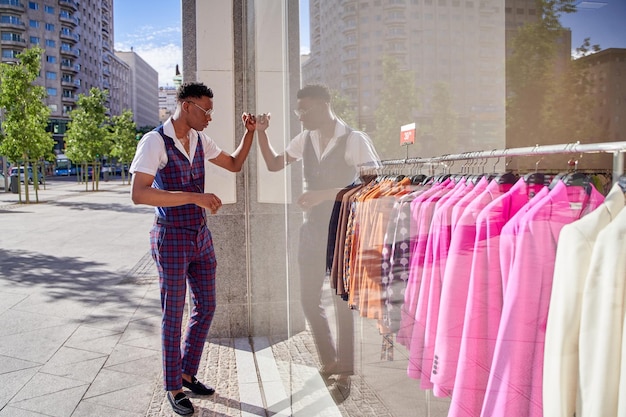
[400,123,416,145]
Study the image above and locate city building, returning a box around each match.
[578,48,626,142]
[303,0,513,157]
[0,0,157,152]
[115,49,159,129]
[158,85,177,123]
[0,0,116,150]
[158,64,182,123]
[107,52,131,118]
[301,0,580,157]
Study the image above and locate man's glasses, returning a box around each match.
[187,101,214,117]
[293,107,315,118]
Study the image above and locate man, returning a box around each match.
[255,84,380,403]
[130,82,256,416]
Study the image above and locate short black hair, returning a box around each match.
[177,82,214,101]
[297,84,331,102]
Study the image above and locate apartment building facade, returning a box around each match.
[579,48,626,143]
[115,50,159,129]
[0,0,150,151]
[303,0,565,157]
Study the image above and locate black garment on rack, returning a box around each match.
[326,182,359,277]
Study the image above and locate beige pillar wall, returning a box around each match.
[182,0,304,338]
[195,1,237,204]
[255,0,294,205]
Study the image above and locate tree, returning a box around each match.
[506,0,584,147]
[374,55,420,159]
[330,89,357,128]
[541,38,602,145]
[109,109,137,185]
[64,88,110,191]
[0,46,53,203]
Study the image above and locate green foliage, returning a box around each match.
[374,55,420,159]
[330,89,357,128]
[506,0,597,146]
[542,42,602,143]
[0,47,53,163]
[137,125,156,134]
[64,88,111,163]
[109,109,137,167]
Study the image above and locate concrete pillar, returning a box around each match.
[182,0,305,337]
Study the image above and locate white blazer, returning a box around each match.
[544,183,624,417]
[578,185,626,417]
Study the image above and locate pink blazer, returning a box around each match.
[448,179,544,417]
[418,179,474,389]
[481,181,604,417]
[407,180,461,381]
[430,179,503,398]
[397,180,453,348]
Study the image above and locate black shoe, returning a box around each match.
[167,391,194,416]
[328,376,351,404]
[183,376,215,395]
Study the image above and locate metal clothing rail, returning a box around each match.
[369,141,626,183]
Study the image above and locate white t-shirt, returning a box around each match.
[284,119,381,169]
[129,117,222,176]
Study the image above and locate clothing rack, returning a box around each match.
[367,141,626,184]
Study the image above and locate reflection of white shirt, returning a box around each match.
[285,119,381,169]
[130,117,222,176]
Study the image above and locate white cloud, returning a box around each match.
[115,25,182,87]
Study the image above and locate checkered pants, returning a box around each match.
[150,223,217,391]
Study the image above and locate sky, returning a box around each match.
[113,0,182,87]
[113,0,624,87]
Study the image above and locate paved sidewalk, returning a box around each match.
[0,177,448,417]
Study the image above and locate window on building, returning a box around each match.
[1,15,21,25]
[48,104,57,112]
[28,1,38,10]
[29,19,39,28]
[45,39,55,47]
[46,71,56,80]
[45,23,54,31]
[47,87,57,96]
[1,49,19,59]
[29,35,40,44]
[46,55,57,63]
[44,5,54,14]
[1,32,21,42]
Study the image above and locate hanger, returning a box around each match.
[495,171,518,185]
[524,156,546,186]
[561,156,592,195]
